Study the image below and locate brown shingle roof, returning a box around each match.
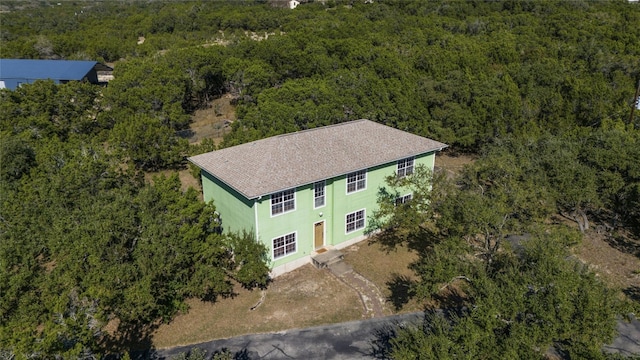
[188,119,447,199]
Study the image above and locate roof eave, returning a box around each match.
[187,157,259,201]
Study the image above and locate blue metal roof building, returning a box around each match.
[0,59,112,90]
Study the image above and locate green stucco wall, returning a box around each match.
[200,152,437,270]
[254,152,436,269]
[201,170,255,235]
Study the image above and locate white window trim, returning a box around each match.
[313,181,326,209]
[397,156,415,178]
[272,231,297,260]
[346,169,367,194]
[270,188,296,217]
[345,208,366,234]
[395,193,413,206]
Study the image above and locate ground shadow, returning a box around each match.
[369,226,442,257]
[386,273,417,311]
[623,286,640,304]
[431,286,468,313]
[176,129,195,139]
[590,211,640,259]
[100,321,157,359]
[369,322,401,359]
[142,347,254,360]
[604,232,640,259]
[368,228,406,253]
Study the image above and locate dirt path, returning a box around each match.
[327,261,388,318]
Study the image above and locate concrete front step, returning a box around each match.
[311,249,344,269]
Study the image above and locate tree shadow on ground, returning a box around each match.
[590,211,640,259]
[369,322,401,359]
[604,232,640,259]
[101,322,158,359]
[386,273,417,311]
[431,285,468,314]
[176,129,195,139]
[370,226,442,257]
[623,286,640,303]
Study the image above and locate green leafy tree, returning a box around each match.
[222,57,276,98]
[0,133,36,184]
[366,165,448,250]
[389,233,619,360]
[103,57,191,130]
[108,114,188,171]
[0,139,269,357]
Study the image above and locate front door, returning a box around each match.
[314,221,324,249]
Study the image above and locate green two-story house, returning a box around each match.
[188,119,447,276]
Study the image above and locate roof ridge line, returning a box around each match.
[275,119,369,138]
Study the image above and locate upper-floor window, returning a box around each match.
[314,181,325,208]
[397,157,414,178]
[346,170,366,193]
[271,188,295,216]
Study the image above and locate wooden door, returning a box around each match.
[314,221,324,249]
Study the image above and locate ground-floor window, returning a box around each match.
[346,209,366,233]
[273,232,297,259]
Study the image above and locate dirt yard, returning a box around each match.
[152,265,363,349]
[143,96,238,195]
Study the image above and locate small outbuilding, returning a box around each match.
[0,59,113,90]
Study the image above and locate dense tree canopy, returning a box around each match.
[2,0,640,358]
[368,141,636,358]
[2,0,639,150]
[0,81,269,357]
[388,234,620,359]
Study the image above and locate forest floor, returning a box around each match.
[144,96,235,192]
[575,229,640,302]
[187,94,235,145]
[150,101,640,349]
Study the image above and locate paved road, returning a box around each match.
[604,314,640,357]
[155,312,422,359]
[154,312,640,359]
